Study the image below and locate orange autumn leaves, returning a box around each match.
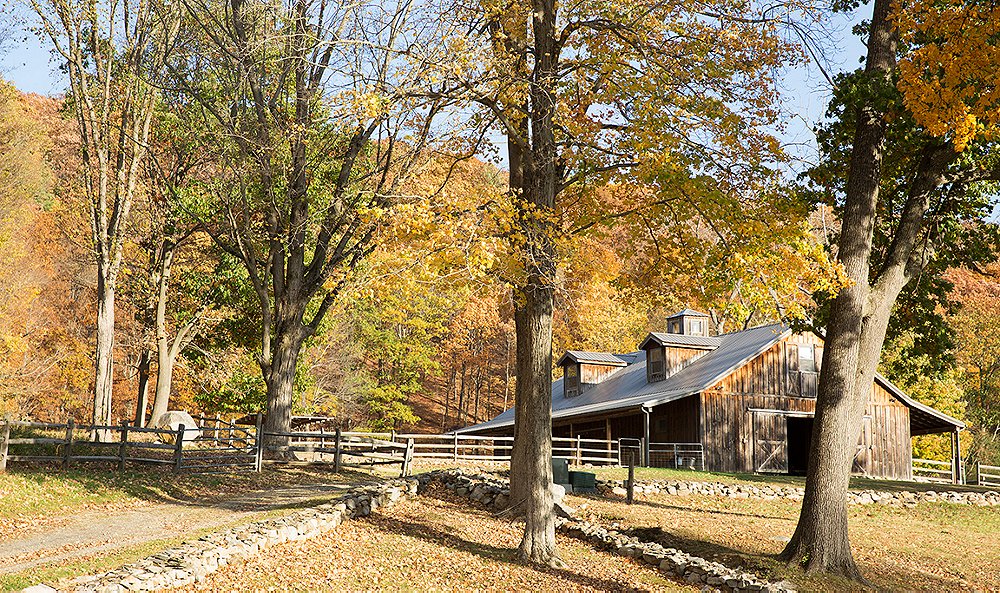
[893,0,1000,151]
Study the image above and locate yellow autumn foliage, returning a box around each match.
[894,0,1000,151]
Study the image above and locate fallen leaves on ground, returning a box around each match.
[177,487,692,592]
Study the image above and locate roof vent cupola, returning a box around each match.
[556,351,627,398]
[666,308,711,337]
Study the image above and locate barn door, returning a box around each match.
[754,412,788,473]
[852,415,873,475]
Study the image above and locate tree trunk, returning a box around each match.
[262,325,307,454]
[511,0,561,565]
[149,247,175,424]
[93,279,115,441]
[510,283,559,565]
[780,0,896,578]
[134,348,151,427]
[151,350,176,423]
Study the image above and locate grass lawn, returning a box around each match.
[569,488,1000,591]
[0,465,373,533]
[177,485,693,592]
[1,465,385,591]
[583,465,997,494]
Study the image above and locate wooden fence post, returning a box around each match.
[334,427,342,473]
[118,420,129,472]
[576,435,582,465]
[173,424,185,473]
[0,420,9,472]
[64,418,75,469]
[254,412,264,472]
[453,434,459,461]
[626,450,635,505]
[400,438,414,477]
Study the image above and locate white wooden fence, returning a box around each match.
[976,462,1000,487]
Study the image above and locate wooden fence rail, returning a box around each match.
[977,462,1000,487]
[912,458,957,484]
[2,417,701,478]
[0,418,180,470]
[260,426,414,477]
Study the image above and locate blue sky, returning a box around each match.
[1,3,869,153]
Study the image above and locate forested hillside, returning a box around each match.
[0,77,997,462]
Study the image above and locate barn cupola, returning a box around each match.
[556,351,627,398]
[665,308,711,337]
[639,311,720,383]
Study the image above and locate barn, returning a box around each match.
[457,309,965,480]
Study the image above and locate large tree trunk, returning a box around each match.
[261,324,307,454]
[780,0,896,578]
[93,279,115,441]
[510,283,558,565]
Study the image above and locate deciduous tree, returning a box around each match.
[28,0,180,438]
[781,0,1000,577]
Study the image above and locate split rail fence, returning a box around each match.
[1,417,704,477]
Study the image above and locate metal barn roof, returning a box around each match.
[667,308,710,319]
[638,332,721,351]
[456,324,966,435]
[556,351,629,367]
[456,324,789,434]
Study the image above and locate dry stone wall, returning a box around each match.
[596,478,1000,507]
[422,469,797,593]
[39,479,419,593]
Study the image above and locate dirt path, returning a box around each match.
[0,481,363,575]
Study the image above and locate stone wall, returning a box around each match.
[421,469,797,593]
[596,478,1000,507]
[47,479,419,593]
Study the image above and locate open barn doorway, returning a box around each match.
[786,416,814,475]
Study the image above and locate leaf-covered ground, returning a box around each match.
[176,485,693,593]
[571,489,1000,591]
[0,466,374,590]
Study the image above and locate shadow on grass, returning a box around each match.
[592,466,995,494]
[366,510,657,592]
[573,490,971,592]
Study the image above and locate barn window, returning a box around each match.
[649,347,665,381]
[800,345,816,373]
[564,364,580,397]
[689,319,704,335]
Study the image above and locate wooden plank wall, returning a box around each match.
[701,332,912,479]
[700,391,816,473]
[664,347,707,376]
[580,363,622,385]
[863,383,912,479]
[650,397,699,442]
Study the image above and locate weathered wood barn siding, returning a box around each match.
[553,412,645,442]
[651,397,699,443]
[579,363,619,384]
[862,383,912,479]
[699,332,912,479]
